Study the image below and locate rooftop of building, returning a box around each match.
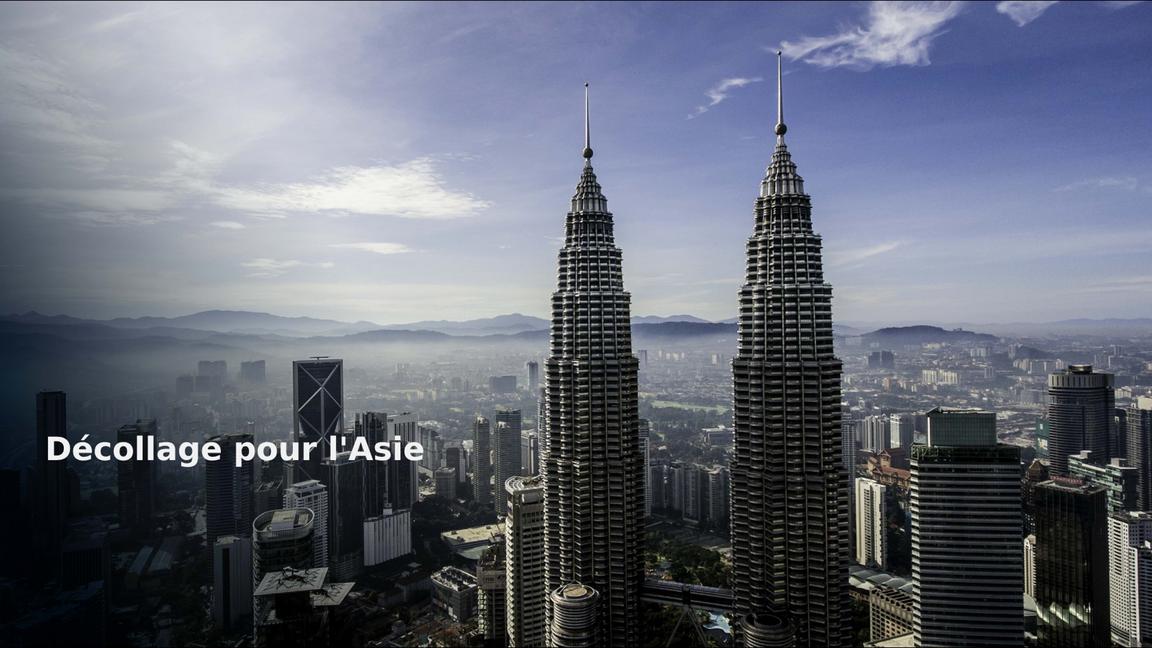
[254,507,314,534]
[255,566,328,596]
[431,566,477,592]
[1038,477,1107,494]
[440,523,503,549]
[848,565,913,595]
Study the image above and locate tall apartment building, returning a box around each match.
[1108,511,1152,647]
[505,475,546,647]
[854,477,888,569]
[282,480,328,568]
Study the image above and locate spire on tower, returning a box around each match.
[583,82,593,161]
[775,50,787,140]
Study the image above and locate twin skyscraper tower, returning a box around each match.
[541,53,849,647]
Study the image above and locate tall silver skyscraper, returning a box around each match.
[1047,364,1114,476]
[292,358,343,482]
[541,84,644,646]
[729,52,850,646]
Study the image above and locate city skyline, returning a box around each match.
[2,2,1151,324]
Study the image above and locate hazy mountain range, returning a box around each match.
[3,310,1148,339]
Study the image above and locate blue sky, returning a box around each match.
[0,1,1149,325]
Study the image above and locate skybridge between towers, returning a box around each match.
[640,578,734,613]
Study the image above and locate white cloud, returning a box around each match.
[781,1,964,70]
[213,159,492,219]
[1055,176,1146,192]
[828,240,906,267]
[211,221,246,229]
[996,1,1059,26]
[329,242,412,255]
[242,258,335,278]
[689,77,762,118]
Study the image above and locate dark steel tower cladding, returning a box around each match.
[541,84,644,646]
[206,433,255,548]
[292,358,344,482]
[1047,364,1114,477]
[473,416,493,508]
[729,53,850,646]
[35,390,69,579]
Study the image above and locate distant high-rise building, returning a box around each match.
[322,452,364,580]
[292,358,343,482]
[446,445,468,485]
[282,480,328,568]
[506,475,546,647]
[639,419,652,517]
[478,544,507,647]
[868,351,895,370]
[911,407,1023,647]
[706,465,729,526]
[541,88,644,646]
[252,478,284,520]
[1108,511,1152,647]
[117,419,157,537]
[435,467,457,499]
[854,478,887,569]
[35,390,69,580]
[548,582,600,648]
[473,416,492,507]
[356,412,387,515]
[890,413,915,450]
[1068,450,1139,514]
[199,360,228,379]
[729,53,849,646]
[526,361,540,394]
[1047,365,1114,476]
[521,429,539,476]
[362,507,411,566]
[212,535,253,633]
[1025,534,1037,599]
[1035,479,1110,647]
[494,409,522,516]
[1127,398,1152,510]
[859,415,891,453]
[384,413,419,510]
[489,375,517,394]
[240,360,266,384]
[206,433,255,549]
